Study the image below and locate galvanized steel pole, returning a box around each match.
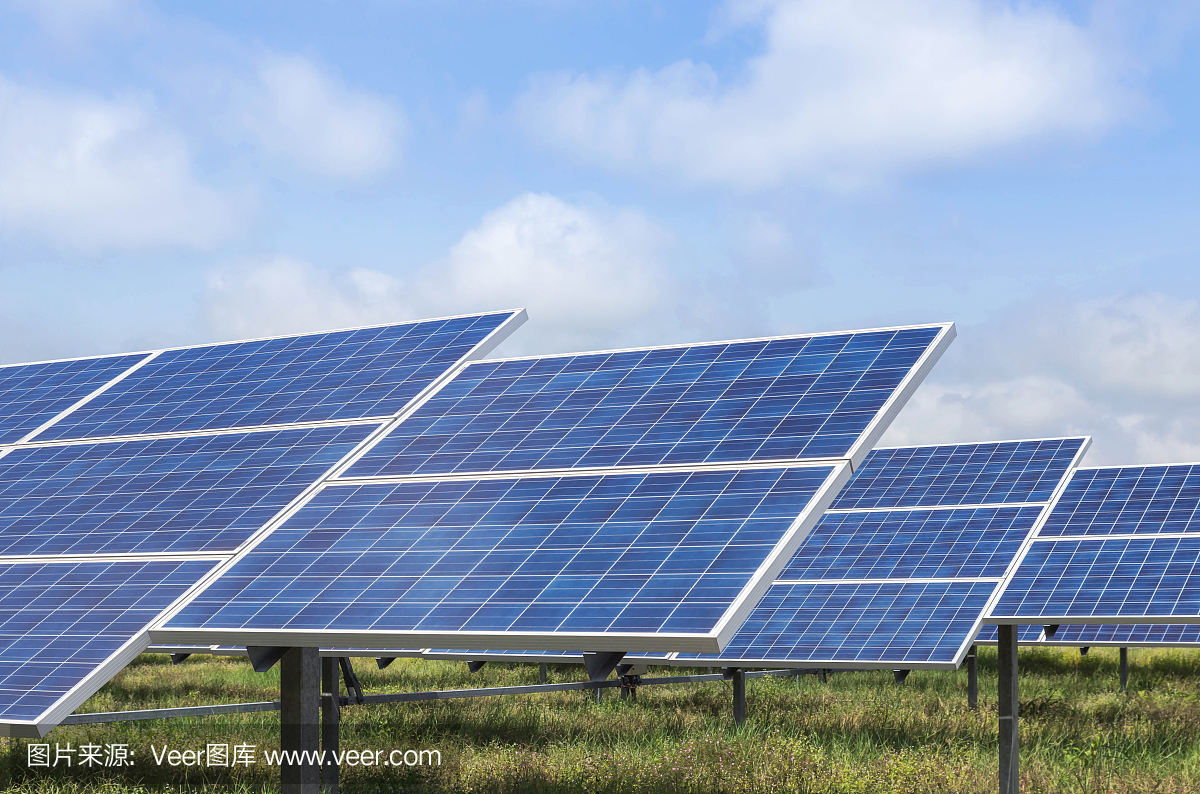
[997,626,1018,794]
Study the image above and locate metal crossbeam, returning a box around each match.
[62,668,808,725]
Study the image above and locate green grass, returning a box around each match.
[4,646,1200,793]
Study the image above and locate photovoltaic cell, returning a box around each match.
[830,438,1085,510]
[991,536,1200,620]
[160,465,838,644]
[345,326,946,478]
[0,558,217,724]
[1037,465,1200,537]
[0,354,147,445]
[680,581,997,665]
[778,506,1042,581]
[0,424,375,556]
[36,313,516,442]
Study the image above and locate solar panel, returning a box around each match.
[779,506,1043,581]
[691,581,998,666]
[0,558,218,736]
[1037,464,1200,537]
[34,312,521,442]
[154,464,848,652]
[988,464,1200,626]
[991,535,1200,622]
[830,438,1085,509]
[675,438,1089,668]
[344,325,953,478]
[0,354,148,445]
[0,424,376,556]
[150,323,953,654]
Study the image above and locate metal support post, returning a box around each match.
[967,644,978,710]
[321,656,340,794]
[1079,647,1089,657]
[724,667,746,726]
[817,669,827,684]
[1120,647,1129,692]
[998,626,1018,794]
[281,647,320,794]
[539,663,548,684]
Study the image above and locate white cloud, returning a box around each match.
[516,0,1120,189]
[205,255,413,341]
[881,293,1200,465]
[419,193,674,352]
[204,193,722,354]
[0,76,240,250]
[234,54,404,180]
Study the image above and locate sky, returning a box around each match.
[1,0,1198,466]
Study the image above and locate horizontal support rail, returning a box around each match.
[62,700,280,724]
[60,668,817,725]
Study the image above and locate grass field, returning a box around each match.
[3,645,1200,793]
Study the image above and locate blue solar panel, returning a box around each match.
[344,326,947,478]
[0,354,147,445]
[0,558,217,724]
[830,439,1085,510]
[1045,624,1200,645]
[778,506,1042,581]
[991,536,1200,620]
[35,313,517,442]
[1038,465,1200,537]
[159,465,839,645]
[0,424,375,556]
[679,581,996,665]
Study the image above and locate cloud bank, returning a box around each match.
[0,76,239,250]
[881,294,1200,465]
[206,193,692,353]
[233,53,405,180]
[517,0,1121,189]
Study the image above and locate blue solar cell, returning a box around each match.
[830,439,1084,510]
[344,326,946,478]
[778,506,1042,581]
[0,424,374,556]
[36,313,516,442]
[1038,465,1200,537]
[0,354,147,445]
[1046,624,1200,645]
[162,465,837,641]
[991,536,1200,620]
[679,581,996,664]
[0,558,217,723]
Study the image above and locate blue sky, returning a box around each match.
[1,0,1198,465]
